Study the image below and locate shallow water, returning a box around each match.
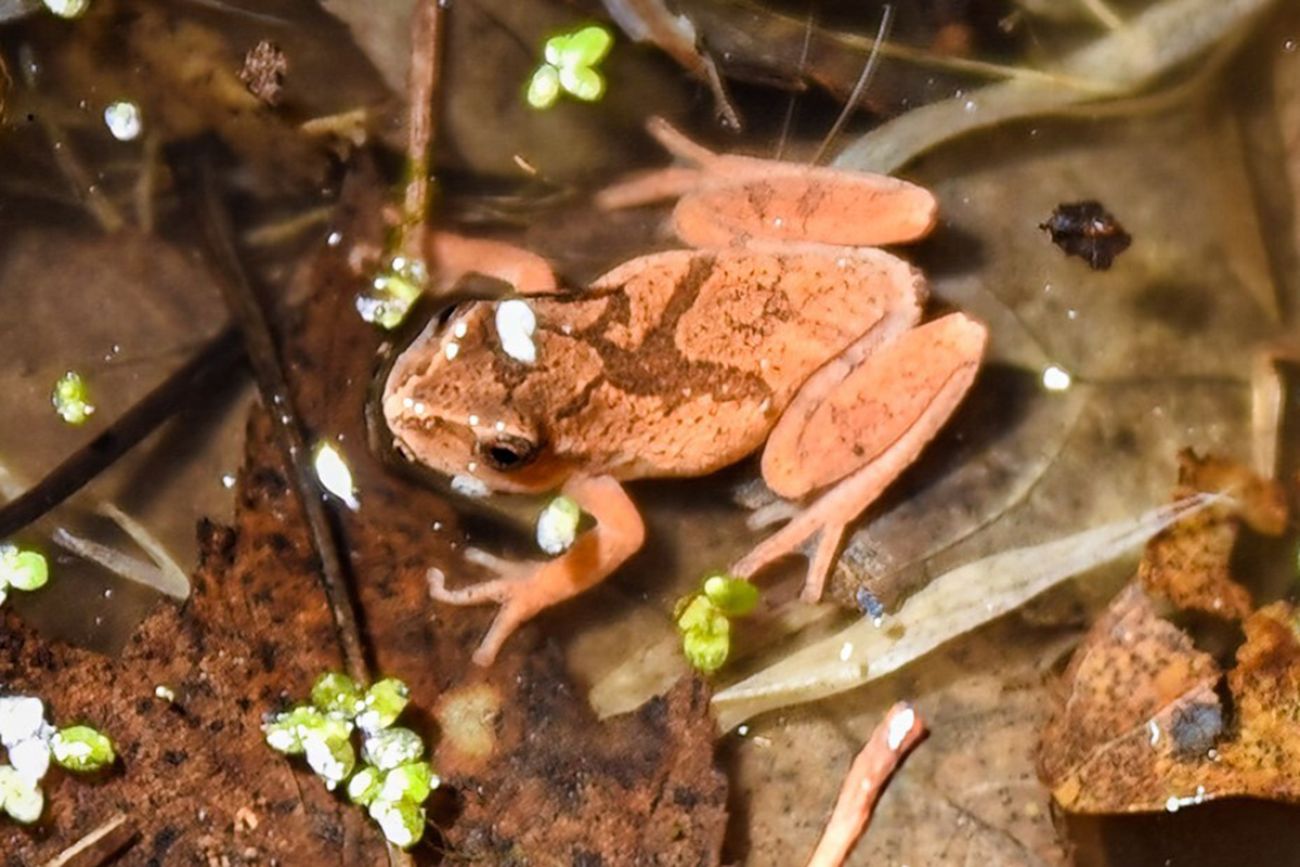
[0,0,1298,864]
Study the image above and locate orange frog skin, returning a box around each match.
[383,119,987,665]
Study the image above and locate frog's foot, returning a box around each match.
[594,167,704,212]
[731,508,848,603]
[427,475,646,666]
[745,499,801,531]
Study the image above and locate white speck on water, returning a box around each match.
[1041,365,1072,392]
[104,100,142,140]
[495,299,538,364]
[451,475,489,498]
[1164,786,1207,812]
[886,706,916,751]
[313,442,359,510]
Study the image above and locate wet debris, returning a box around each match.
[239,39,288,107]
[1039,200,1132,270]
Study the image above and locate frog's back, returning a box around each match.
[532,247,926,480]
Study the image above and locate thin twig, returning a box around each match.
[811,3,893,166]
[41,813,138,867]
[0,327,244,541]
[190,156,370,689]
[805,702,926,867]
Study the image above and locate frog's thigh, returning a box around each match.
[761,313,988,499]
[673,170,937,249]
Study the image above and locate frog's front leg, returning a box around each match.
[428,231,558,296]
[732,313,987,601]
[428,474,646,665]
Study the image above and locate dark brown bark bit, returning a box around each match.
[1039,200,1132,270]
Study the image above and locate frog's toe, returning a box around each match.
[427,566,516,605]
[732,513,846,603]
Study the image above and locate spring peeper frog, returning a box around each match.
[383,119,987,665]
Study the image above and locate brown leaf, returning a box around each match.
[1137,450,1287,619]
[286,171,729,865]
[0,169,727,862]
[1041,591,1300,813]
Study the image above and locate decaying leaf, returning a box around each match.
[1137,450,1287,618]
[1043,589,1300,813]
[0,173,728,861]
[1039,457,1298,813]
[44,0,331,189]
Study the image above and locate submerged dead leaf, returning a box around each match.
[1040,458,1299,813]
[0,169,728,862]
[1137,450,1287,618]
[1043,590,1300,813]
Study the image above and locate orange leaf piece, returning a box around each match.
[1137,450,1287,619]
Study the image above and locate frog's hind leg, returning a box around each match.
[428,474,645,666]
[593,118,720,211]
[733,313,987,602]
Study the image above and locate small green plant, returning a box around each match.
[51,371,95,425]
[0,545,49,607]
[675,573,760,674]
[264,673,438,849]
[527,25,613,110]
[0,695,115,825]
[536,495,582,555]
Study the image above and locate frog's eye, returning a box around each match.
[478,434,540,472]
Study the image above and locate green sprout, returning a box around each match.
[0,545,49,606]
[49,726,116,773]
[527,25,613,109]
[675,573,760,675]
[357,255,428,330]
[264,674,436,849]
[536,495,582,555]
[51,371,95,425]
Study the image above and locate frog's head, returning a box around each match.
[381,299,570,496]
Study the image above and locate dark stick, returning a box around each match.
[0,327,244,540]
[191,157,370,688]
[396,0,443,266]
